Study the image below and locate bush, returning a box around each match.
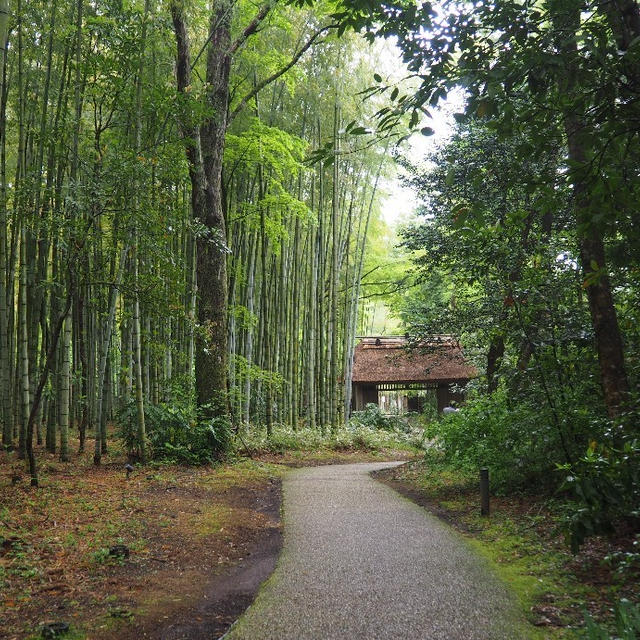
[559,437,640,552]
[117,401,231,464]
[426,387,640,551]
[349,403,414,433]
[425,388,602,494]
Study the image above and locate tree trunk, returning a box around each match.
[329,103,340,431]
[172,1,274,418]
[0,0,10,448]
[26,295,72,486]
[243,230,257,424]
[130,0,150,462]
[172,2,230,415]
[132,251,146,462]
[552,2,630,417]
[59,312,71,461]
[18,227,29,459]
[93,247,128,465]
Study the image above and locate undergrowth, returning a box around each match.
[117,400,231,464]
[236,425,422,455]
[236,418,423,455]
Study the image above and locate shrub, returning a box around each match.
[349,403,414,433]
[117,401,231,464]
[427,387,640,551]
[559,437,640,552]
[425,388,601,494]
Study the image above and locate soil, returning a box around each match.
[97,481,282,640]
[0,448,283,640]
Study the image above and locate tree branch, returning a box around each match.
[228,2,273,57]
[229,23,338,122]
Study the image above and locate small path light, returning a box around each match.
[108,544,130,559]
[124,463,134,479]
[41,622,70,638]
[480,468,490,516]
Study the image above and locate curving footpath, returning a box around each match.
[226,462,529,640]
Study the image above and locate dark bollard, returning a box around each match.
[480,467,490,516]
[41,622,70,638]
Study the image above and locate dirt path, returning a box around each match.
[226,462,529,640]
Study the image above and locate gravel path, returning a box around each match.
[226,462,528,640]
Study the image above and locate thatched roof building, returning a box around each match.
[350,336,476,413]
[352,336,476,385]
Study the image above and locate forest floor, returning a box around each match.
[0,441,418,640]
[374,461,640,638]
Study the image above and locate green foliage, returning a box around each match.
[231,354,284,391]
[559,437,640,553]
[425,388,601,494]
[349,403,413,433]
[90,547,125,566]
[237,422,423,455]
[241,426,326,454]
[582,599,640,640]
[117,401,231,465]
[395,112,639,551]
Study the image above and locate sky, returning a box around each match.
[380,89,464,227]
[367,39,464,228]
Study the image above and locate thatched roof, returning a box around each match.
[351,336,476,385]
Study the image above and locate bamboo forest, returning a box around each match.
[0,0,403,474]
[1,0,639,638]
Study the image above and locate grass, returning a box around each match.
[376,459,640,639]
[195,458,284,488]
[464,514,586,638]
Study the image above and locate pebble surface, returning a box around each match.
[226,462,528,640]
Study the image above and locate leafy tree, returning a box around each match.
[0,0,399,482]
[323,0,640,418]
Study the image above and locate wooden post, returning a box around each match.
[480,468,490,516]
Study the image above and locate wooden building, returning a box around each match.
[351,336,476,414]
